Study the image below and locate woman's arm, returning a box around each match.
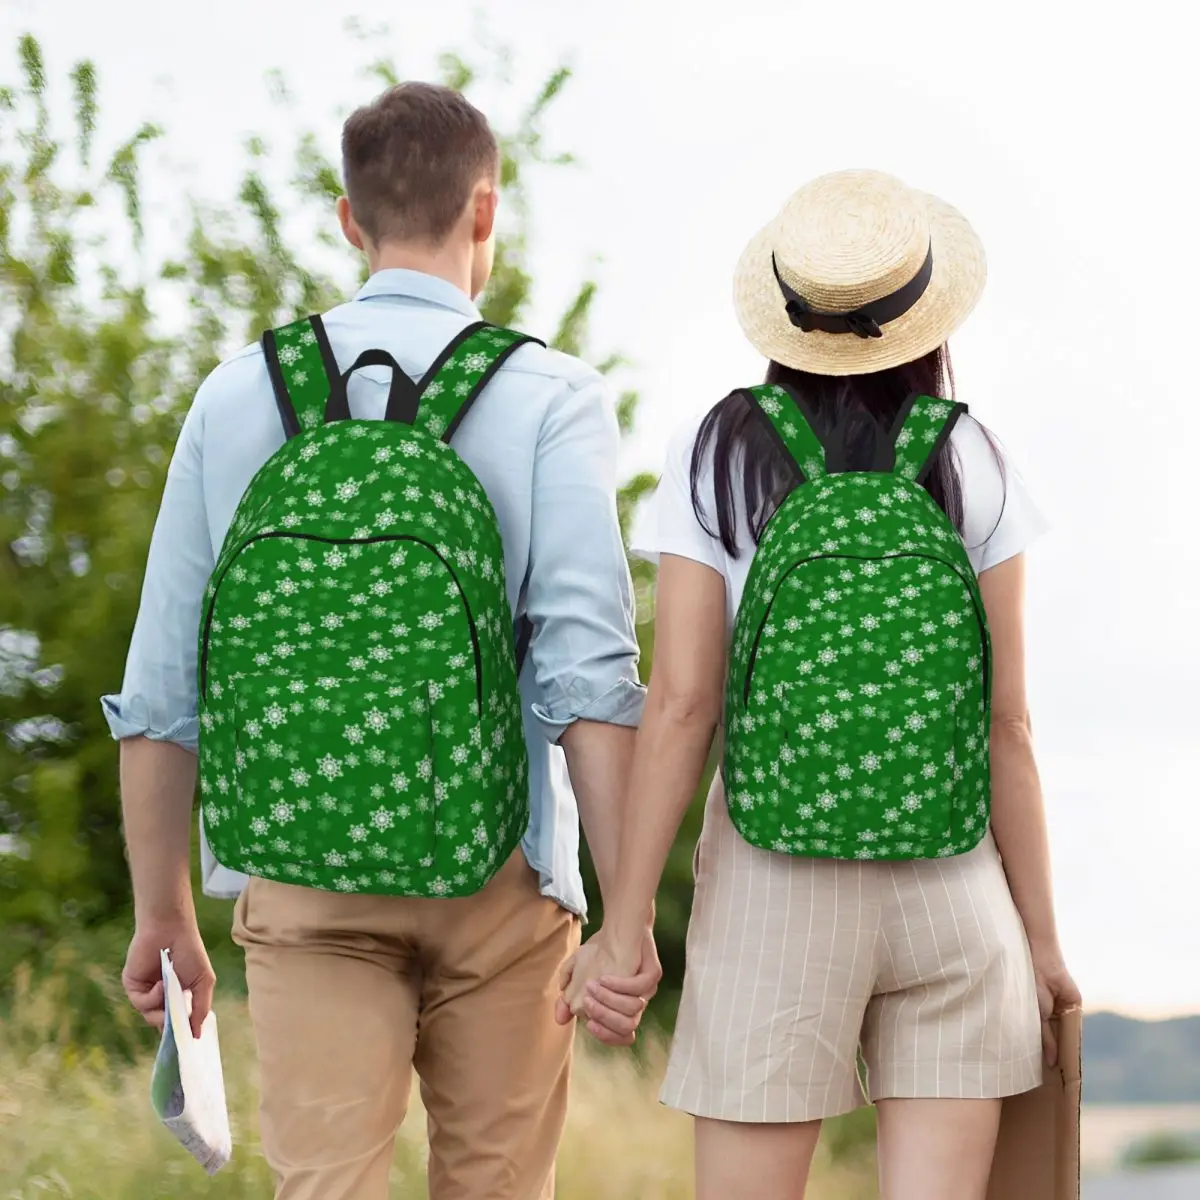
[979,554,1059,947]
[584,552,728,974]
[980,552,1081,1060]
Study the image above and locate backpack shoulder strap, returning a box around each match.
[261,314,341,438]
[413,322,545,443]
[889,394,967,483]
[740,383,827,483]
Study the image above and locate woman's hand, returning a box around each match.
[1030,941,1082,1066]
[555,926,660,1047]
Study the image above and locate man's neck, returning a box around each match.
[367,241,474,300]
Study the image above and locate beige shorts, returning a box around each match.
[661,776,1043,1124]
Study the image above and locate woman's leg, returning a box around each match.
[875,1098,1001,1200]
[695,1117,824,1200]
[863,838,1042,1200]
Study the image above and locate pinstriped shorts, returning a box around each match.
[661,775,1044,1123]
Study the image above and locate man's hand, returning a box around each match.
[123,920,215,1040]
[555,926,660,1047]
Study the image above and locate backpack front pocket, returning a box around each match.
[230,672,437,891]
[728,676,959,859]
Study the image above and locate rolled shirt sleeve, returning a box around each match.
[524,373,646,739]
[100,389,216,753]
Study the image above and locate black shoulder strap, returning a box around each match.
[514,614,533,675]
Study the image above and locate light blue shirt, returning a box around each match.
[101,269,645,918]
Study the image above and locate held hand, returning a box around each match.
[123,920,215,1041]
[1030,943,1082,1067]
[555,927,660,1047]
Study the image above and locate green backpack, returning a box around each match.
[197,315,541,897]
[725,384,991,861]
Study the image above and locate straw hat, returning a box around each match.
[732,169,986,376]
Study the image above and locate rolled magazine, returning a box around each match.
[149,948,232,1175]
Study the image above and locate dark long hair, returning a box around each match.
[690,345,999,557]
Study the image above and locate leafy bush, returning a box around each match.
[1122,1130,1200,1169]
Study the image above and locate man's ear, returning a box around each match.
[472,179,498,245]
[337,195,366,252]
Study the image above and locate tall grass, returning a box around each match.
[1,964,878,1198]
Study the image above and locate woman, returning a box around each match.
[562,169,1080,1200]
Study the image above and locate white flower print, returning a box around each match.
[199,328,610,894]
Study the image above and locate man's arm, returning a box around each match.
[104,393,218,1037]
[122,739,198,928]
[524,370,659,1044]
[558,721,636,911]
[523,370,647,915]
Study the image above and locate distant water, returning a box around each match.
[1084,1164,1200,1199]
[1082,1105,1200,1172]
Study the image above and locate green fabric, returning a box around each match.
[751,385,828,481]
[269,317,329,431]
[724,385,991,861]
[197,320,533,897]
[891,393,962,482]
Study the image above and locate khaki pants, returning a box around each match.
[232,848,581,1200]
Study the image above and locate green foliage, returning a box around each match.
[0,31,668,989]
[0,26,747,1061]
[1121,1130,1200,1169]
[821,1104,878,1164]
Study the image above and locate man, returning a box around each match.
[104,81,660,1200]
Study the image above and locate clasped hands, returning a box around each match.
[554,925,662,1047]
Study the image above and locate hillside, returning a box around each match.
[1085,1012,1200,1104]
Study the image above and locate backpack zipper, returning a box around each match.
[200,531,484,714]
[741,551,989,707]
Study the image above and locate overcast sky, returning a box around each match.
[3,0,1197,1017]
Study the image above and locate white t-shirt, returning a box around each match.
[631,411,1047,633]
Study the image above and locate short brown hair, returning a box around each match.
[341,82,499,245]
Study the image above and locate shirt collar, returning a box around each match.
[354,268,482,320]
